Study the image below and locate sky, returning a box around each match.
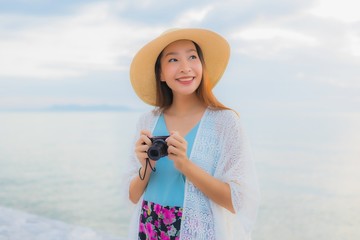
[0,0,359,113]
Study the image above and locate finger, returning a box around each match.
[169,131,185,144]
[168,145,187,157]
[137,132,152,146]
[136,137,145,146]
[138,153,149,161]
[167,145,178,156]
[166,136,187,150]
[140,130,152,138]
[136,144,149,153]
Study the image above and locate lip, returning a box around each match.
[176,76,195,85]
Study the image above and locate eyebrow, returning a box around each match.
[164,48,197,57]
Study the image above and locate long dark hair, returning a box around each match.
[154,41,230,111]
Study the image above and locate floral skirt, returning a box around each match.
[138,200,183,240]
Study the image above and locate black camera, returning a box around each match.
[147,136,169,160]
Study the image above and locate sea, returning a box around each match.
[0,111,359,240]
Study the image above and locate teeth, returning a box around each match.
[177,77,193,81]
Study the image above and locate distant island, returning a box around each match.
[0,104,146,112]
[47,104,133,112]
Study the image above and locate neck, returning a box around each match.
[166,94,206,117]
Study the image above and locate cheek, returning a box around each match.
[194,61,203,72]
[161,65,176,79]
[159,65,171,81]
[195,64,203,77]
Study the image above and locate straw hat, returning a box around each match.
[130,28,230,106]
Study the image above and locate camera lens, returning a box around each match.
[147,137,168,160]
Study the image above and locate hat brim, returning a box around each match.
[130,28,230,106]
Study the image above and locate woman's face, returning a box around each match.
[160,40,203,98]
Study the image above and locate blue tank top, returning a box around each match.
[143,114,199,207]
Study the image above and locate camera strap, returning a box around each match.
[139,158,156,180]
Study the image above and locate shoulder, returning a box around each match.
[138,108,159,121]
[135,108,161,129]
[206,108,240,125]
[204,108,245,139]
[140,109,159,120]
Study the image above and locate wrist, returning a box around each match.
[139,159,156,180]
[179,158,192,177]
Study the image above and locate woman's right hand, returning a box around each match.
[130,130,155,203]
[135,130,155,168]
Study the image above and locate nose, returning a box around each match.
[180,61,191,73]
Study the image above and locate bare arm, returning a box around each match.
[128,130,156,204]
[129,166,151,204]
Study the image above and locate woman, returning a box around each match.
[123,28,260,240]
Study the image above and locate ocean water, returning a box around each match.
[0,111,359,239]
[0,111,140,238]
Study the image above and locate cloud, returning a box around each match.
[218,4,360,90]
[174,5,214,27]
[230,25,319,59]
[0,2,163,79]
[0,0,359,111]
[306,0,360,23]
[346,30,360,57]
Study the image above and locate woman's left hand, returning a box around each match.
[166,131,189,171]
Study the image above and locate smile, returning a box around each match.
[176,76,195,84]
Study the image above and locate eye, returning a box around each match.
[168,58,178,62]
[189,55,198,60]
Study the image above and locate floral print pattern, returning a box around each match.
[138,200,182,240]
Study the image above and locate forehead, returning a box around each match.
[162,39,196,53]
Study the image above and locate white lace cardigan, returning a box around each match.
[122,108,260,240]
